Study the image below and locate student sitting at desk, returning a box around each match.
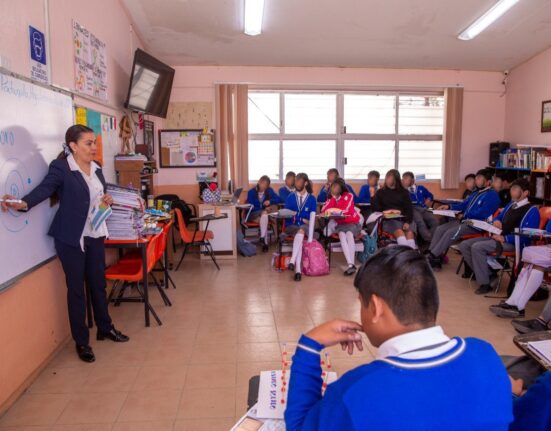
[371,169,416,249]
[321,178,362,276]
[283,173,317,282]
[279,171,296,202]
[401,171,438,243]
[458,179,539,295]
[510,371,551,431]
[247,175,282,252]
[463,173,477,199]
[498,173,513,207]
[285,246,513,431]
[357,170,380,204]
[317,168,355,203]
[427,169,501,270]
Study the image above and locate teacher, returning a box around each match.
[1,125,128,363]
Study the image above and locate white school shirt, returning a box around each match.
[67,154,109,250]
[376,325,458,360]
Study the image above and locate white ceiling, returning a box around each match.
[122,0,551,71]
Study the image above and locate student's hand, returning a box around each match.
[1,194,27,211]
[305,319,364,354]
[437,205,449,210]
[101,194,113,206]
[456,214,464,220]
[263,200,271,207]
[492,235,505,243]
[383,209,400,214]
[509,376,524,396]
[369,186,376,197]
[302,218,309,225]
[493,220,502,229]
[424,198,432,207]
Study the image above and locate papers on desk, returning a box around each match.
[231,404,285,431]
[430,209,460,218]
[464,219,502,235]
[520,228,549,236]
[278,209,297,217]
[526,339,551,367]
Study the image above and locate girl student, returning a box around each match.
[282,173,317,282]
[321,177,362,276]
[371,169,417,249]
[246,175,282,252]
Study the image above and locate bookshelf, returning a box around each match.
[486,166,551,206]
[114,159,157,199]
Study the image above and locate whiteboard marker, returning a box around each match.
[0,199,23,204]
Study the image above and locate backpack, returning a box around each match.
[357,232,378,264]
[237,228,257,257]
[302,239,329,276]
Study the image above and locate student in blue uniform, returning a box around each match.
[246,175,282,252]
[428,169,501,270]
[285,246,512,431]
[510,371,551,431]
[459,179,539,295]
[357,170,380,204]
[462,173,477,199]
[317,168,355,203]
[283,173,317,282]
[279,171,296,202]
[401,171,438,242]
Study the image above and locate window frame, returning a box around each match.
[247,89,444,182]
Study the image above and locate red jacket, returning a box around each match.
[321,192,360,225]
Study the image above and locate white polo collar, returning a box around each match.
[513,198,529,208]
[377,325,451,359]
[67,154,100,174]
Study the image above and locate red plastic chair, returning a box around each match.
[174,208,218,270]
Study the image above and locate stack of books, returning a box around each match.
[498,146,551,170]
[115,153,148,161]
[105,184,145,239]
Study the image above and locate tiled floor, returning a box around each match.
[0,250,542,430]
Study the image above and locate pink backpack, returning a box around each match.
[302,239,329,276]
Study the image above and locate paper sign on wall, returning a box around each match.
[28,26,48,84]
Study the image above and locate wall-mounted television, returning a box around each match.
[124,49,175,118]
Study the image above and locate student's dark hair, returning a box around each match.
[512,178,530,193]
[383,169,405,190]
[331,177,347,196]
[296,172,313,194]
[256,175,271,201]
[464,173,476,181]
[402,171,415,180]
[51,125,95,207]
[285,171,296,179]
[368,170,380,179]
[327,168,340,177]
[476,169,493,182]
[354,246,439,326]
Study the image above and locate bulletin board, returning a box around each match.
[159,129,216,168]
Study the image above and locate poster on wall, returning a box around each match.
[72,20,108,100]
[74,106,116,166]
[159,129,216,168]
[28,25,49,84]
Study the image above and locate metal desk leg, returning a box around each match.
[142,243,150,327]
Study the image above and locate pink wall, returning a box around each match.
[160,65,507,185]
[0,0,145,412]
[505,46,551,146]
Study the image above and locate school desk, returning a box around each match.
[514,331,551,370]
[197,204,236,260]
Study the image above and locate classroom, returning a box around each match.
[0,0,551,430]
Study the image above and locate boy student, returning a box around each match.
[462,173,477,199]
[371,169,417,249]
[279,171,296,202]
[246,175,282,252]
[458,179,539,295]
[511,294,551,334]
[427,169,501,270]
[357,170,380,204]
[317,168,355,203]
[499,173,513,207]
[401,171,438,242]
[322,178,362,276]
[285,246,513,431]
[283,173,317,282]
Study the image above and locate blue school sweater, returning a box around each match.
[357,184,377,204]
[317,183,356,203]
[408,184,433,208]
[246,187,282,211]
[284,192,317,227]
[511,371,551,431]
[450,187,501,221]
[285,335,512,431]
[494,202,540,246]
[279,185,295,203]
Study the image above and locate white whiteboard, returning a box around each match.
[0,71,74,290]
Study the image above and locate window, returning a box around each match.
[248,91,444,181]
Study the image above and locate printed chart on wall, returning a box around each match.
[159,129,216,168]
[72,20,107,100]
[0,71,73,290]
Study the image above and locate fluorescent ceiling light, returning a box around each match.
[244,0,265,36]
[458,0,520,41]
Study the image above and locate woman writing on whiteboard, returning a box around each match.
[1,125,128,363]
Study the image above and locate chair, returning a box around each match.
[487,250,516,295]
[539,207,551,229]
[327,232,365,266]
[105,235,172,326]
[173,208,219,270]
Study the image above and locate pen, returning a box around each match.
[0,199,23,204]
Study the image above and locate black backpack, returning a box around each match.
[155,194,196,227]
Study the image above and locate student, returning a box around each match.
[428,169,501,270]
[490,243,551,318]
[458,179,539,295]
[285,246,512,431]
[371,169,416,249]
[357,170,380,204]
[401,171,438,242]
[492,174,503,195]
[279,171,296,202]
[317,168,355,203]
[511,295,551,334]
[321,178,362,276]
[283,173,317,282]
[499,173,513,207]
[462,173,477,199]
[246,175,282,252]
[510,372,551,431]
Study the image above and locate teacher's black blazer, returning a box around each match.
[22,158,107,248]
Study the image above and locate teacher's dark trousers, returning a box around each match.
[55,236,112,346]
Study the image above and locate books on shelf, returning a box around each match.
[105,184,145,239]
[536,177,545,199]
[497,146,551,171]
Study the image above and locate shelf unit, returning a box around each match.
[487,166,551,206]
[114,159,157,199]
